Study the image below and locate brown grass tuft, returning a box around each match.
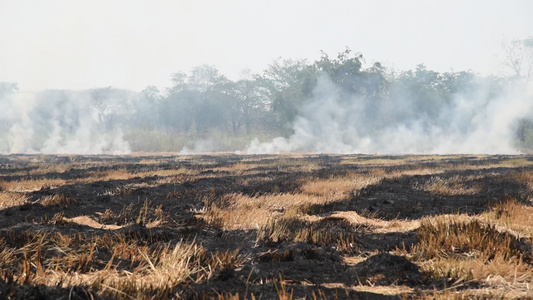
[418,175,482,196]
[414,215,525,262]
[0,191,27,209]
[481,197,533,237]
[39,193,77,207]
[409,214,533,293]
[256,216,362,254]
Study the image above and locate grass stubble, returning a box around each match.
[0,154,532,299]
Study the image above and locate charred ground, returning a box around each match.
[0,154,533,299]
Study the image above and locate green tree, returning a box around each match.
[161,65,230,134]
[314,48,363,93]
[133,86,161,129]
[260,58,317,136]
[221,77,271,134]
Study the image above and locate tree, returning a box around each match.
[90,87,121,131]
[168,65,226,94]
[141,85,163,103]
[502,38,533,81]
[315,48,364,93]
[261,58,317,135]
[133,86,162,129]
[222,78,270,134]
[314,48,389,100]
[161,65,231,134]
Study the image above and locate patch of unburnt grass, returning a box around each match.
[414,215,525,261]
[256,216,366,254]
[0,223,249,299]
[0,178,67,192]
[0,191,27,209]
[340,156,409,166]
[86,242,247,299]
[27,162,74,175]
[406,214,533,294]
[202,173,383,230]
[202,192,328,230]
[481,197,533,237]
[508,169,533,194]
[299,173,380,200]
[39,193,77,207]
[417,175,482,196]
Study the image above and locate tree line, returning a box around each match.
[1,45,532,153]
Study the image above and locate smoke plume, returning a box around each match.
[1,88,137,154]
[246,76,533,154]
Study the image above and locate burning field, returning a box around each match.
[1,154,533,299]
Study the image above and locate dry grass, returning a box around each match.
[0,178,68,192]
[414,215,525,261]
[202,173,384,230]
[420,255,533,290]
[46,241,242,298]
[26,163,74,175]
[211,162,261,174]
[135,167,200,177]
[0,227,248,299]
[39,193,77,207]
[498,158,533,168]
[256,215,362,254]
[417,175,482,196]
[202,193,326,230]
[299,174,379,199]
[348,285,412,297]
[304,211,419,234]
[0,165,199,193]
[340,157,408,166]
[405,214,533,296]
[509,169,533,192]
[3,154,533,298]
[0,191,27,209]
[481,197,533,237]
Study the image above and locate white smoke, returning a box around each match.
[1,89,136,154]
[246,76,533,154]
[179,138,218,155]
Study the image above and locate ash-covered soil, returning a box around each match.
[0,154,532,299]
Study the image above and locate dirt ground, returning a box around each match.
[0,154,532,299]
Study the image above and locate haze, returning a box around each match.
[1,0,531,92]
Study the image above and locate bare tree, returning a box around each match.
[502,38,533,82]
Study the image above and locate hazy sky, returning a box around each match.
[1,0,531,92]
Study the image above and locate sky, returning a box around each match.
[1,0,532,93]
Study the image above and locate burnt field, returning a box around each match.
[1,154,533,299]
